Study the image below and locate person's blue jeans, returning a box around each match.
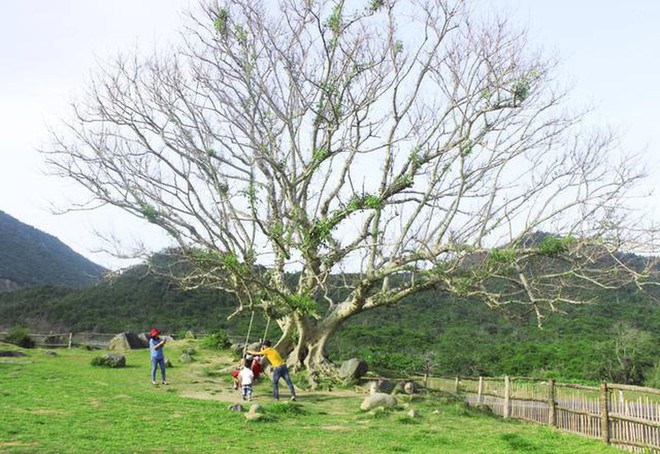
[271,364,295,399]
[151,357,166,382]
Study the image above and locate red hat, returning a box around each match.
[150,329,159,337]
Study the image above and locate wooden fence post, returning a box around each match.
[547,379,557,427]
[68,333,73,349]
[503,375,511,419]
[454,376,460,394]
[478,376,484,405]
[600,382,610,445]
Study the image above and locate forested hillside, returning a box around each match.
[333,286,660,386]
[0,213,657,386]
[1,259,659,387]
[0,210,107,289]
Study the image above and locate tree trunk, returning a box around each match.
[276,311,348,386]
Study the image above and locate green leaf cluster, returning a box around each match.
[139,202,160,223]
[287,294,318,315]
[347,194,382,211]
[368,0,385,12]
[488,248,516,266]
[214,8,229,36]
[538,235,574,256]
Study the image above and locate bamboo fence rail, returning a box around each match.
[429,375,660,453]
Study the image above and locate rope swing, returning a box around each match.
[242,309,255,356]
[242,309,273,355]
[260,315,271,344]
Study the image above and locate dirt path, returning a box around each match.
[165,346,367,405]
[178,378,364,404]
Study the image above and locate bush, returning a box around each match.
[5,326,35,348]
[176,330,197,340]
[200,330,231,350]
[267,402,307,416]
[644,363,660,389]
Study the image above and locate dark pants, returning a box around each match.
[272,364,295,399]
[151,357,166,382]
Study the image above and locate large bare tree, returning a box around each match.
[45,0,657,375]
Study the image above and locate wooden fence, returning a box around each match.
[0,332,117,349]
[427,375,660,453]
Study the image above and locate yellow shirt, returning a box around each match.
[258,346,284,368]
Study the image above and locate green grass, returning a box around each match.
[0,341,622,453]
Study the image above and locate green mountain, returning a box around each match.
[1,258,659,386]
[0,210,107,290]
[1,214,659,387]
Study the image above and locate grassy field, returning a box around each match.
[0,340,622,453]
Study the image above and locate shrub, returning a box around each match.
[182,347,197,356]
[200,330,231,350]
[267,402,307,416]
[176,330,197,340]
[644,363,660,389]
[5,326,35,349]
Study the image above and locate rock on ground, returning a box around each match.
[360,392,398,411]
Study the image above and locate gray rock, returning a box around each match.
[393,380,406,394]
[245,412,263,421]
[249,403,265,414]
[404,381,419,394]
[369,379,394,395]
[360,392,398,411]
[228,404,245,412]
[339,358,368,380]
[108,332,149,351]
[102,353,126,368]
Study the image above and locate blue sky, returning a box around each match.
[1,0,658,269]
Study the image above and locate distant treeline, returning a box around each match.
[1,262,660,388]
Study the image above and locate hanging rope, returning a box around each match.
[242,309,255,356]
[261,315,271,345]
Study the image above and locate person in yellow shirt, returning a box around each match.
[248,340,297,401]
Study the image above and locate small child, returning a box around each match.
[251,354,262,381]
[232,356,247,389]
[232,363,241,390]
[238,356,255,401]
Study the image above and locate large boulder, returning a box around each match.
[339,358,368,380]
[95,353,126,368]
[360,393,398,411]
[230,343,245,354]
[369,379,395,395]
[108,332,149,351]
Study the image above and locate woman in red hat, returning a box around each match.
[149,329,167,385]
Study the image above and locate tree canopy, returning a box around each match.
[44,0,657,375]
